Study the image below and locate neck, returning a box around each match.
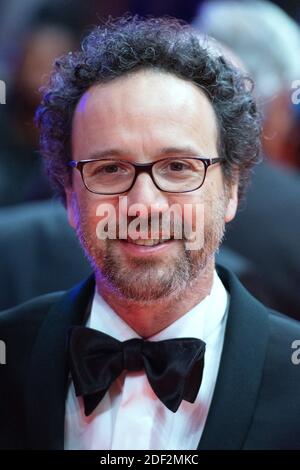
[96,259,215,338]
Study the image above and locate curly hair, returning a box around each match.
[36,15,261,204]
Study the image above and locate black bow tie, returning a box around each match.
[68,326,206,416]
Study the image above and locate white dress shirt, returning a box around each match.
[64,270,229,450]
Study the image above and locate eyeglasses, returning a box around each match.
[68,156,224,195]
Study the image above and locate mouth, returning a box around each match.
[117,236,177,255]
[126,237,173,246]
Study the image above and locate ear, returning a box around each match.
[65,188,76,229]
[224,182,238,223]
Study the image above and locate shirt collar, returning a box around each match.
[88,270,229,343]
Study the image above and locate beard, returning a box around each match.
[73,193,227,302]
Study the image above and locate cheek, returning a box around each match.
[168,194,205,236]
[186,184,226,232]
[81,195,121,243]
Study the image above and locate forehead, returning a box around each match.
[72,69,219,158]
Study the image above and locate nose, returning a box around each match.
[119,172,170,220]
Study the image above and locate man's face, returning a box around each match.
[67,70,237,301]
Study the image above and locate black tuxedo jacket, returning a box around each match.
[0,266,300,450]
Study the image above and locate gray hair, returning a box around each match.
[193,0,300,99]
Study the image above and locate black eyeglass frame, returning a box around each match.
[68,156,225,195]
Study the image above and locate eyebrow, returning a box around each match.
[81,146,205,161]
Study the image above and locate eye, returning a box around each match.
[168,160,191,172]
[102,164,119,173]
[86,160,132,178]
[158,159,195,174]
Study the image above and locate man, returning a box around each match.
[0,16,300,450]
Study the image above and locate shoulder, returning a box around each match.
[218,266,300,447]
[218,263,300,354]
[264,309,300,379]
[268,308,300,337]
[0,291,65,345]
[0,291,65,322]
[264,308,300,385]
[223,264,300,390]
[0,274,94,350]
[247,309,300,448]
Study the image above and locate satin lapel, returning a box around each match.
[26,276,95,449]
[198,266,270,450]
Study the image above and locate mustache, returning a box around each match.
[95,199,203,242]
[111,217,196,241]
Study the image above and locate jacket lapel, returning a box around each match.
[198,266,270,449]
[26,276,95,449]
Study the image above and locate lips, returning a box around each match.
[126,238,171,246]
[116,236,177,256]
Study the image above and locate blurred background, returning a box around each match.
[0,0,299,319]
